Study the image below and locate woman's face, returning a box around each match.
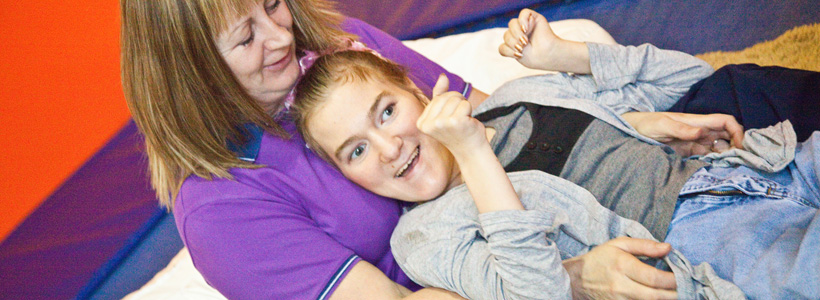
[215,0,299,113]
[306,78,461,202]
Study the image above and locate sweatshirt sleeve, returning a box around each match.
[586,42,714,114]
[391,191,572,300]
[473,43,713,118]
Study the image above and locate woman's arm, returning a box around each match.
[330,261,465,300]
[178,175,434,300]
[181,188,466,300]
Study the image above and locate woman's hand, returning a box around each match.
[621,111,744,156]
[417,75,488,156]
[563,237,678,300]
[498,9,591,74]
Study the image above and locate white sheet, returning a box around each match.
[403,19,616,93]
[124,19,616,300]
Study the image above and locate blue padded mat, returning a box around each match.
[440,0,820,54]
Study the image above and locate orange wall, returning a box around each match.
[0,2,130,241]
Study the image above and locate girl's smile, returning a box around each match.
[306,78,462,202]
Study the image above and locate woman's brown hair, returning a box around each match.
[120,0,354,208]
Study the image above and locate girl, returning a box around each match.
[293,10,819,300]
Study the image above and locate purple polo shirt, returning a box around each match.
[174,18,469,300]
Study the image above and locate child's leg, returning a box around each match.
[664,132,820,299]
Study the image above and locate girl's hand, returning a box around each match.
[421,76,524,215]
[499,9,590,74]
[621,111,745,156]
[417,75,488,156]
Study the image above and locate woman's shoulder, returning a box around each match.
[175,167,296,216]
[176,130,400,221]
[339,17,371,36]
[340,17,392,50]
[174,126,312,213]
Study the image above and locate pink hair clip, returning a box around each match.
[344,40,383,58]
[297,39,381,75]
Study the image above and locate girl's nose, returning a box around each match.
[375,135,402,164]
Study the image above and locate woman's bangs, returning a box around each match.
[199,0,255,34]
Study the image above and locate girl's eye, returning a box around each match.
[239,31,254,47]
[350,144,365,160]
[381,104,394,123]
[265,0,281,14]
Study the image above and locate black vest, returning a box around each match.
[475,102,595,176]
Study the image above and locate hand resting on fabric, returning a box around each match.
[621,111,744,156]
[563,237,679,300]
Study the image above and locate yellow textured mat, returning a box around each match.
[697,23,820,72]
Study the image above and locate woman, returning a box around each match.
[121,1,706,299]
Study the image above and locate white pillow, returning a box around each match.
[124,19,615,300]
[122,248,224,300]
[402,19,616,94]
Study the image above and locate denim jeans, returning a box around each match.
[665,132,820,299]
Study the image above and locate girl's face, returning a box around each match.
[216,0,299,113]
[306,78,462,202]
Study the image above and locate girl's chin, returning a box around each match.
[413,186,449,202]
[392,190,436,203]
[403,198,428,203]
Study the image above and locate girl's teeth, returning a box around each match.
[396,147,419,177]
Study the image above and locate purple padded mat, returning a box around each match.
[0,121,159,299]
